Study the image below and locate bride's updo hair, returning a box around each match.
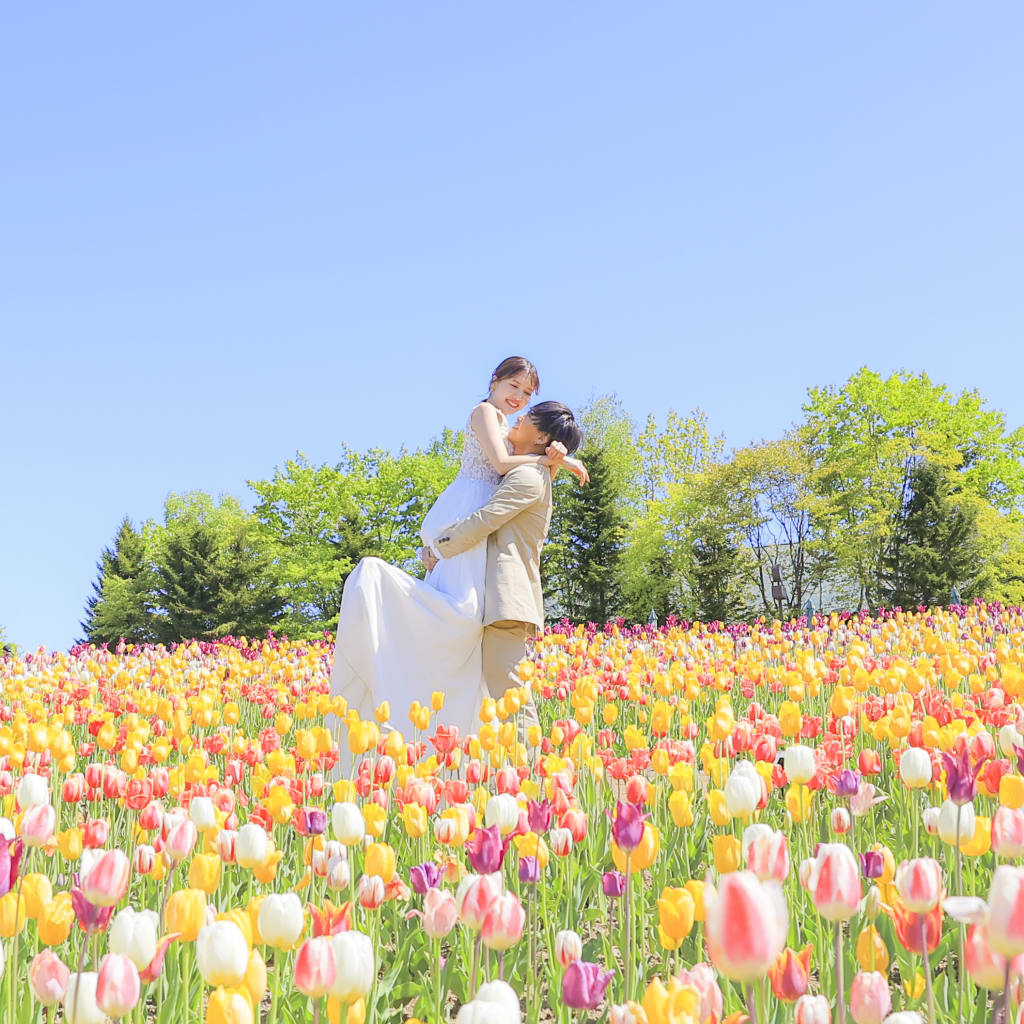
[528,401,583,456]
[488,356,540,396]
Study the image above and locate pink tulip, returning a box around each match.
[481,891,525,951]
[21,804,56,848]
[795,994,831,1024]
[746,831,790,882]
[989,866,1024,957]
[808,844,862,921]
[964,924,1024,990]
[82,850,130,908]
[357,874,385,910]
[705,871,788,981]
[294,936,337,999]
[29,950,70,1007]
[993,808,1024,858]
[895,858,942,913]
[675,963,723,1024]
[97,953,141,1018]
[850,971,891,1024]
[456,873,502,931]
[422,887,457,939]
[165,820,198,863]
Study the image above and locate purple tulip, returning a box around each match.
[465,824,509,875]
[835,769,861,797]
[942,745,988,806]
[410,862,442,894]
[601,870,626,899]
[860,850,884,879]
[562,960,614,1009]
[527,799,553,833]
[304,808,328,836]
[0,837,23,897]
[519,856,540,884]
[609,801,647,852]
[70,884,115,933]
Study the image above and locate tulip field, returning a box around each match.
[4,604,1024,1024]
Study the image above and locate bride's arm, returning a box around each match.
[472,404,552,475]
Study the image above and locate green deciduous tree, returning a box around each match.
[801,368,1024,608]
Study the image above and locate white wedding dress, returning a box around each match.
[330,408,508,756]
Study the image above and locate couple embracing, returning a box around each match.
[330,357,586,767]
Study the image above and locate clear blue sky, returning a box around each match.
[3,4,1023,651]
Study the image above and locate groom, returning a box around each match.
[421,401,583,734]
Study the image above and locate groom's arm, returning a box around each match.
[432,465,545,559]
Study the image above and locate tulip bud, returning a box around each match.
[256,893,304,950]
[795,993,831,1024]
[899,749,932,789]
[17,773,49,809]
[64,972,103,1024]
[938,800,975,847]
[235,823,268,869]
[357,874,385,910]
[82,850,130,908]
[922,807,940,836]
[189,796,217,832]
[328,931,375,1002]
[481,891,525,951]
[784,746,816,785]
[895,858,943,913]
[556,929,583,967]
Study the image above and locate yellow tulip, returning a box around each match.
[513,832,550,871]
[642,977,700,1024]
[362,803,387,840]
[364,843,396,883]
[37,893,75,946]
[189,853,223,894]
[327,998,367,1024]
[206,987,254,1024]
[669,790,694,828]
[0,893,27,937]
[856,925,889,973]
[657,887,696,949]
[708,790,731,827]
[165,888,207,942]
[21,873,52,919]
[1000,774,1024,809]
[402,804,428,839]
[786,785,813,823]
[712,834,742,873]
[242,949,267,1006]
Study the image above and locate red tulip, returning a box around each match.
[82,850,130,908]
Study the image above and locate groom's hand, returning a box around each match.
[420,546,439,572]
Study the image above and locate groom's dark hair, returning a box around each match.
[529,401,583,455]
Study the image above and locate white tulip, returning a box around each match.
[197,921,249,986]
[898,748,932,789]
[235,822,269,869]
[999,724,1021,758]
[328,930,375,1001]
[922,806,941,836]
[332,803,365,846]
[484,795,519,835]
[189,797,217,832]
[0,818,14,841]
[784,745,816,785]
[455,979,522,1024]
[109,908,158,971]
[17,773,49,809]
[937,799,975,846]
[64,972,105,1024]
[724,761,761,817]
[258,893,304,950]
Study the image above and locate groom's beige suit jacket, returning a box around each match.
[434,463,552,633]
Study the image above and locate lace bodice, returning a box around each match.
[457,407,510,484]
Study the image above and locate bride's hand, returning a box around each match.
[541,441,567,467]
[565,457,589,485]
[419,546,439,572]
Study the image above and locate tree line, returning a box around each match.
[81,368,1024,644]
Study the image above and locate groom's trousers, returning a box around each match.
[482,620,540,741]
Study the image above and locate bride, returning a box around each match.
[330,357,587,754]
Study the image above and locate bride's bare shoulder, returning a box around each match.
[470,401,501,427]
